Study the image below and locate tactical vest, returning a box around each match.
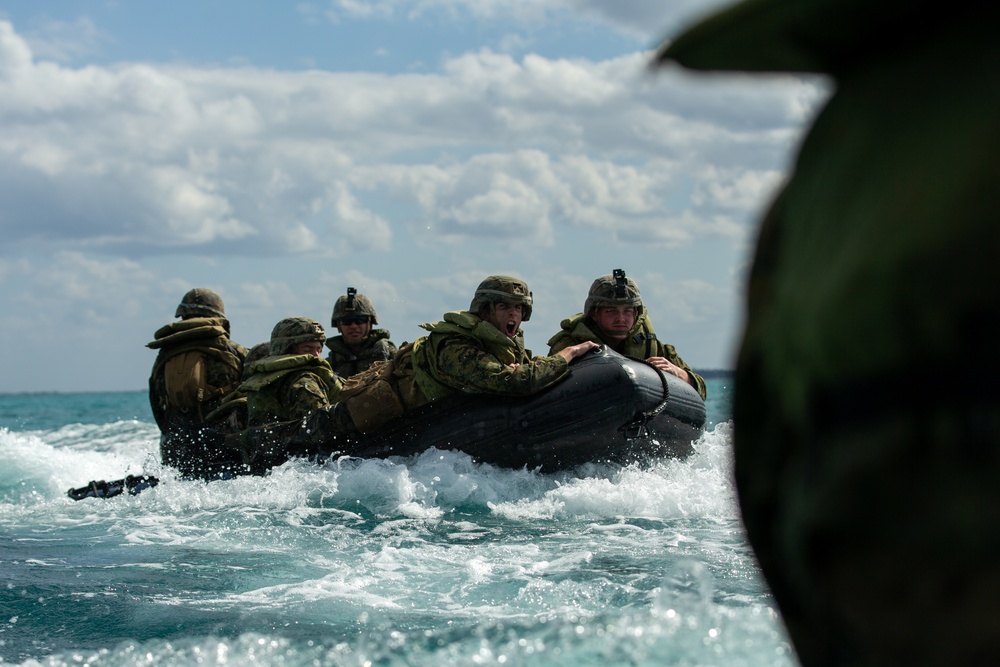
[325,329,397,378]
[412,311,526,402]
[340,311,528,433]
[239,354,339,426]
[547,312,707,399]
[147,317,244,427]
[339,344,413,434]
[547,312,661,360]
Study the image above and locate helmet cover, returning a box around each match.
[469,275,533,321]
[584,269,643,317]
[331,287,379,326]
[175,288,226,319]
[269,317,326,356]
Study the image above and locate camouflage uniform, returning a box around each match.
[147,288,248,479]
[204,341,271,431]
[237,276,572,466]
[413,310,569,400]
[547,272,706,399]
[241,317,342,427]
[325,330,397,378]
[659,2,1000,666]
[326,288,397,377]
[241,354,341,427]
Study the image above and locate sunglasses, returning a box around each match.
[339,316,370,326]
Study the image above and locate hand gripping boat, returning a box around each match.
[326,346,706,471]
[68,347,707,499]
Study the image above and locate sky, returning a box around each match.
[0,0,828,393]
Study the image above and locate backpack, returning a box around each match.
[148,318,243,425]
[340,342,424,433]
[164,350,208,414]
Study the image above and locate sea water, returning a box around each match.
[0,377,797,666]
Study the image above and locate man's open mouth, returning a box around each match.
[505,321,518,336]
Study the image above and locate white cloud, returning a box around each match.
[20,16,109,63]
[323,182,394,253]
[319,0,726,43]
[0,8,820,389]
[0,252,157,347]
[692,165,785,212]
[1,22,816,258]
[0,256,31,285]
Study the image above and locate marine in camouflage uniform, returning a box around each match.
[234,276,598,465]
[548,270,706,399]
[325,287,397,378]
[147,288,248,479]
[658,2,1000,665]
[241,317,343,428]
[407,276,564,401]
[203,341,271,432]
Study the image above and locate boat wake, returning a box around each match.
[2,420,736,524]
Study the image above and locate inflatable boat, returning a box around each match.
[68,347,705,499]
[310,345,706,471]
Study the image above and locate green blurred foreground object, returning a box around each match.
[657,1,1000,665]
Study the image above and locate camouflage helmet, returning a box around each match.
[331,287,379,326]
[469,275,533,321]
[584,269,643,317]
[175,288,226,319]
[269,317,326,356]
[242,342,272,379]
[246,341,271,365]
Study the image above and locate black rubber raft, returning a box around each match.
[326,346,706,471]
[68,347,707,499]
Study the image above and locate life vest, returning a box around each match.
[547,312,707,400]
[340,311,528,433]
[325,329,397,378]
[547,312,661,359]
[412,311,527,401]
[147,317,244,426]
[239,354,340,425]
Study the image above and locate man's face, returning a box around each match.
[593,306,637,341]
[294,340,324,357]
[485,302,523,338]
[337,317,372,345]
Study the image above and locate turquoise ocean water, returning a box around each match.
[0,376,798,666]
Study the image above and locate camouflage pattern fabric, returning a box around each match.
[268,317,327,356]
[583,272,643,316]
[242,341,273,376]
[241,354,342,427]
[658,1,1000,665]
[468,275,533,320]
[413,311,569,401]
[147,316,248,479]
[174,287,226,319]
[233,310,573,471]
[203,341,271,431]
[331,289,380,325]
[547,312,706,399]
[325,329,398,378]
[230,402,356,473]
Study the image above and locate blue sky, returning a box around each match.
[0,1,827,392]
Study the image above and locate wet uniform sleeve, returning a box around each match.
[279,371,333,421]
[546,332,574,356]
[659,342,707,400]
[328,374,344,405]
[432,337,570,396]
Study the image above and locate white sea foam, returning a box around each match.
[2,420,738,527]
[2,408,794,667]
